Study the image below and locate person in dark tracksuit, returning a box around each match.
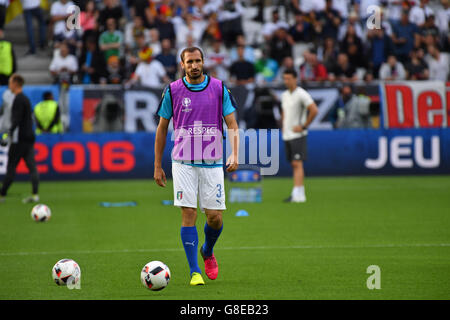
[0,74,39,203]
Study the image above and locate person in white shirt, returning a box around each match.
[174,12,204,49]
[49,42,78,84]
[203,39,230,82]
[378,54,406,80]
[22,0,47,55]
[409,0,434,27]
[425,45,449,81]
[127,47,169,88]
[386,0,405,23]
[262,9,289,41]
[50,0,75,39]
[280,69,318,203]
[200,0,221,16]
[436,0,450,36]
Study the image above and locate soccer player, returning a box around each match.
[154,47,239,286]
[281,69,318,203]
[0,74,40,203]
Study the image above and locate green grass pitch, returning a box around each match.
[0,176,449,300]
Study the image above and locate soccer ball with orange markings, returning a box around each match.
[140,261,171,291]
[31,204,51,222]
[52,259,81,287]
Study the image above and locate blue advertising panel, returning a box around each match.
[304,128,449,176]
[0,85,60,109]
[1,129,449,180]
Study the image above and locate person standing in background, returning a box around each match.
[280,69,318,203]
[0,74,39,204]
[22,0,46,55]
[0,31,16,85]
[49,0,74,44]
[34,91,63,134]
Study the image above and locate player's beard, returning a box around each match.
[187,68,203,80]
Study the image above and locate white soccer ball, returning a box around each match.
[140,261,171,291]
[31,204,51,222]
[52,259,81,286]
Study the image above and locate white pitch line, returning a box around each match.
[0,243,449,257]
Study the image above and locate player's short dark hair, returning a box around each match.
[180,47,204,62]
[10,73,25,87]
[283,69,297,78]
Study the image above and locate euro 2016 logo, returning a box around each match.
[181,97,192,112]
[182,98,191,107]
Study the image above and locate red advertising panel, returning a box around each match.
[381,82,450,128]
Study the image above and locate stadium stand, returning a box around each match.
[2,0,449,83]
[3,12,53,84]
[0,0,449,127]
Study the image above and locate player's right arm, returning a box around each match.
[293,90,318,132]
[154,87,173,187]
[154,117,169,187]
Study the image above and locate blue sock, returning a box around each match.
[180,226,201,275]
[202,223,223,257]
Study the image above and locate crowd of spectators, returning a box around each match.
[2,0,450,87]
[42,0,449,87]
[0,0,448,132]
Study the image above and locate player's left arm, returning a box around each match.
[303,102,318,130]
[294,102,318,132]
[222,85,239,172]
[224,112,239,173]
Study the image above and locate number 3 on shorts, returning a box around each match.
[216,184,222,198]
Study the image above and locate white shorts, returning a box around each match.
[172,162,226,212]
